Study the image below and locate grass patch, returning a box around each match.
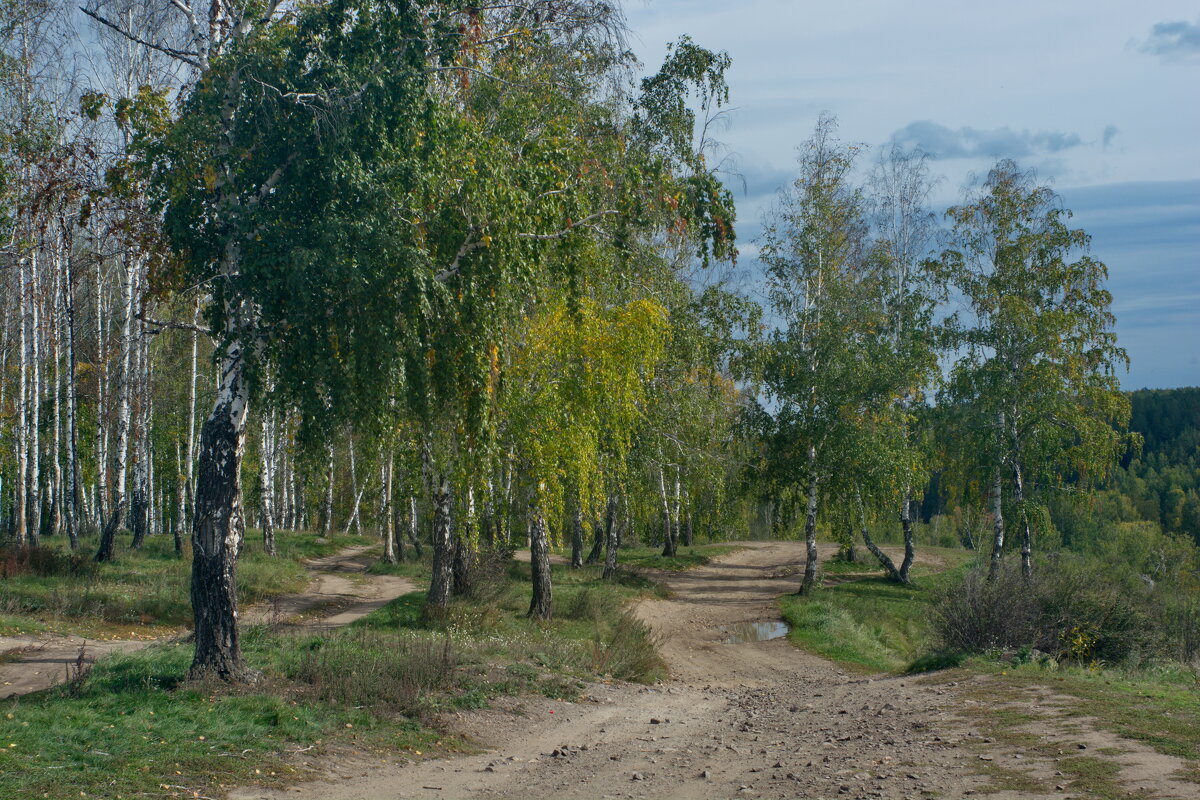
[778,547,971,673]
[0,532,368,636]
[0,633,447,799]
[0,548,670,798]
[616,544,742,571]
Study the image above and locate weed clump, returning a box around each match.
[0,545,98,579]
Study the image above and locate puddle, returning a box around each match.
[720,621,789,643]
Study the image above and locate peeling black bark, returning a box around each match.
[798,463,819,596]
[188,346,257,683]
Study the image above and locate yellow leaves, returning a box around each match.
[202,164,217,192]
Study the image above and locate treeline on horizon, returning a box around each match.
[2,0,1197,681]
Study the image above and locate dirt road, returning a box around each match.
[0,544,414,698]
[233,540,1198,800]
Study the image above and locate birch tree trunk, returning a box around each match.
[570,502,584,568]
[95,250,138,561]
[51,259,63,538]
[528,506,553,619]
[659,465,676,557]
[988,465,1005,582]
[798,448,819,595]
[858,486,902,582]
[14,249,29,546]
[61,245,81,549]
[188,339,257,682]
[344,435,363,535]
[586,514,604,564]
[95,262,109,528]
[897,489,916,583]
[259,411,276,556]
[381,450,396,564]
[28,250,42,546]
[602,494,620,580]
[1013,461,1033,579]
[406,495,423,557]
[320,443,334,536]
[427,475,454,609]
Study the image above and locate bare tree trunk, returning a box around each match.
[988,465,1005,582]
[898,488,915,582]
[95,262,109,527]
[320,443,334,536]
[1013,461,1033,579]
[188,340,256,682]
[259,412,276,556]
[381,450,396,564]
[28,250,42,546]
[585,514,603,564]
[452,484,475,596]
[14,248,29,546]
[570,501,584,568]
[183,298,200,529]
[427,475,453,608]
[173,440,185,554]
[602,495,620,580]
[858,487,903,582]
[683,488,693,547]
[798,450,819,595]
[62,248,81,549]
[50,258,63,538]
[344,434,363,535]
[131,320,151,550]
[528,506,552,619]
[95,251,137,561]
[659,465,676,557]
[407,495,423,557]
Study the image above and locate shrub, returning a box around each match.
[590,609,665,682]
[931,559,1160,665]
[281,629,458,715]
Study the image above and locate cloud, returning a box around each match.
[887,121,1083,160]
[1138,18,1200,59]
[1102,124,1119,150]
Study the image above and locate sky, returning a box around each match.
[624,0,1200,390]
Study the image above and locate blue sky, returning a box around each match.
[625,0,1200,389]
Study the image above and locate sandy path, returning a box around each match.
[232,540,1198,800]
[0,544,414,698]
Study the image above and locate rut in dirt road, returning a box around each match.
[0,544,415,698]
[231,541,1199,800]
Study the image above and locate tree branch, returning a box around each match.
[138,313,212,335]
[80,7,202,67]
[516,210,618,241]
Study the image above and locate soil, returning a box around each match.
[231,540,1199,800]
[0,543,414,698]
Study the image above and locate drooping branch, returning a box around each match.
[516,209,618,241]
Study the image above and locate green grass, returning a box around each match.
[614,543,742,571]
[0,548,667,798]
[0,531,369,636]
[778,547,972,672]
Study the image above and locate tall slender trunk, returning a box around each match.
[798,448,819,595]
[95,251,137,561]
[898,488,915,582]
[320,443,334,536]
[659,465,675,557]
[131,319,151,550]
[62,247,80,549]
[988,465,1005,582]
[381,450,396,564]
[1013,461,1033,579]
[452,484,474,595]
[858,486,903,582]
[28,250,41,546]
[585,514,603,564]
[259,411,276,556]
[344,435,363,535]
[427,475,453,608]
[570,501,584,568]
[683,488,693,547]
[51,259,63,538]
[528,505,552,619]
[407,495,423,557]
[173,440,185,554]
[602,495,620,580]
[95,261,109,527]
[188,339,256,682]
[184,299,200,529]
[14,249,29,546]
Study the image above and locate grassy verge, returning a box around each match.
[0,532,367,637]
[615,543,743,571]
[780,546,1200,774]
[0,553,664,798]
[778,547,973,672]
